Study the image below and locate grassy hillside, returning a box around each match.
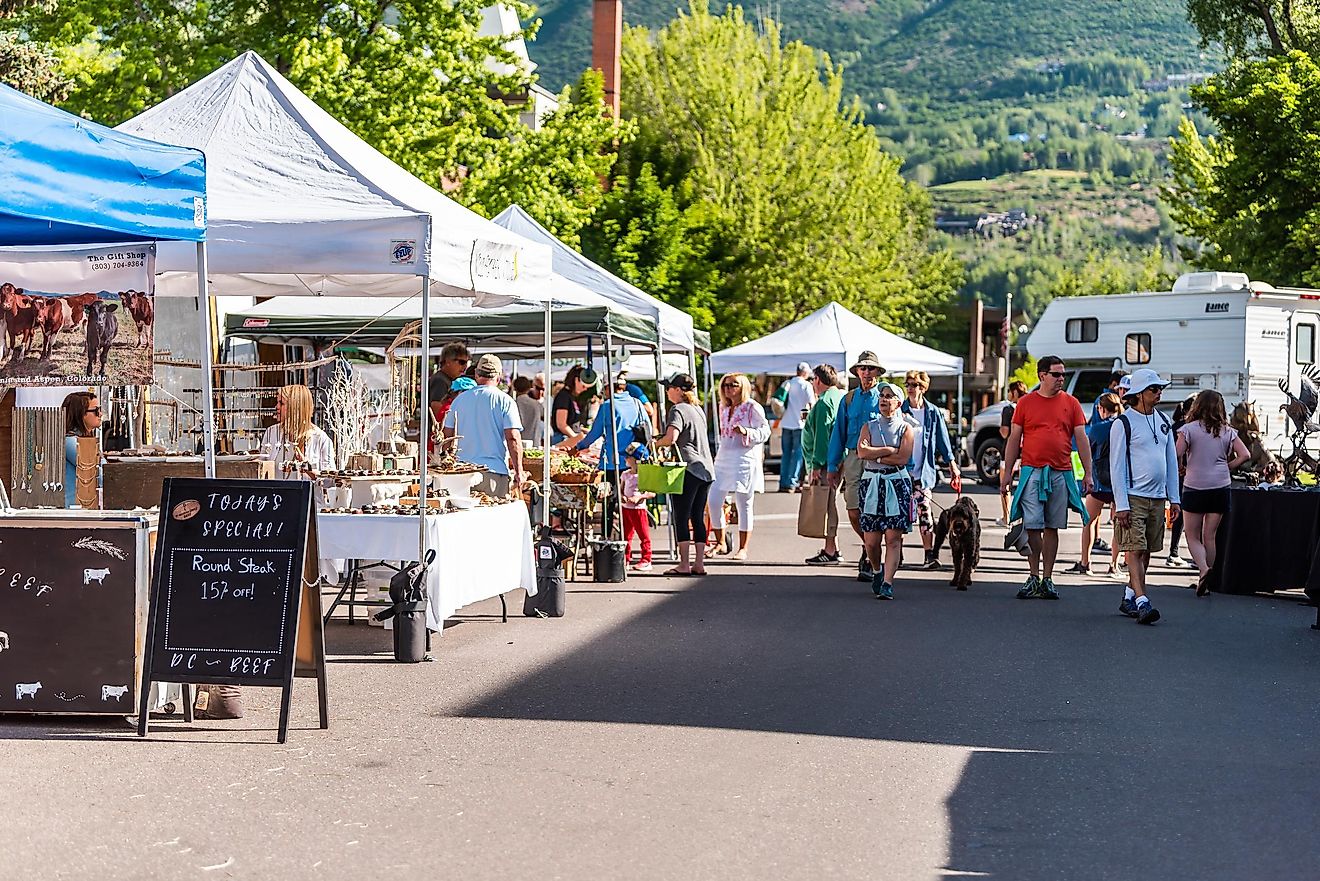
[528,0,1207,103]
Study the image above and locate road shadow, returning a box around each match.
[454,555,1320,878]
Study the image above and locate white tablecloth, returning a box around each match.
[317,504,536,631]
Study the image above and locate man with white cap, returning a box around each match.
[778,362,817,492]
[1110,367,1179,625]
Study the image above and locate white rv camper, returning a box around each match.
[1027,272,1320,449]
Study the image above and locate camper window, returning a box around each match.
[1296,324,1316,365]
[1125,333,1151,365]
[1066,317,1098,343]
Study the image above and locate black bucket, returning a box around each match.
[591,540,628,583]
[526,535,572,617]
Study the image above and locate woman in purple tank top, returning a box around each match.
[1175,390,1251,594]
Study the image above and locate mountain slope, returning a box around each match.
[527,0,1206,104]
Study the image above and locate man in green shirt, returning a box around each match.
[803,364,845,564]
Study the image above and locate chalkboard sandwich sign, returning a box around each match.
[137,477,326,743]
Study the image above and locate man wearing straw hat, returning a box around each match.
[827,351,886,582]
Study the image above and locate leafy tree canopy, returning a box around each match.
[25,0,624,240]
[0,0,70,101]
[584,1,961,350]
[1165,50,1320,285]
[1185,0,1320,56]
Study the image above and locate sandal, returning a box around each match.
[663,567,693,577]
[1196,572,1211,597]
[692,568,708,576]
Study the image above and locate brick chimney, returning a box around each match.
[593,0,622,119]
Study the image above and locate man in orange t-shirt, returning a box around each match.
[999,355,1093,599]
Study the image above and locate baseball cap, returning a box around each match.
[878,381,904,398]
[661,372,696,391]
[1126,367,1170,395]
[474,353,502,379]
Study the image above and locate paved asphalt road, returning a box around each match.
[3,484,1319,880]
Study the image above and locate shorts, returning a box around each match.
[1182,486,1230,515]
[476,470,512,500]
[840,450,865,510]
[1018,469,1071,531]
[1116,495,1166,553]
[1088,490,1114,504]
[858,472,914,534]
[912,484,935,534]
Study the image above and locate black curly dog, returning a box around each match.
[932,497,981,590]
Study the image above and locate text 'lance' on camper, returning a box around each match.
[1026,271,1320,447]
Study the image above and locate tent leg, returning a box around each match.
[419,274,430,563]
[956,373,965,455]
[195,242,216,478]
[653,343,676,563]
[542,302,552,529]
[604,332,621,543]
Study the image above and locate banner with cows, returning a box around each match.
[0,245,155,386]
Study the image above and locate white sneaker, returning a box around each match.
[634,561,653,572]
[1166,555,1190,568]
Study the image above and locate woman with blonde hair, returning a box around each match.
[260,384,336,480]
[708,373,771,560]
[1177,389,1250,593]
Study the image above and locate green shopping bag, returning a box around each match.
[637,462,687,495]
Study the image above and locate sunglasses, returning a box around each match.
[86,407,102,415]
[1045,371,1067,378]
[879,392,899,400]
[904,382,922,388]
[721,382,739,388]
[856,366,879,372]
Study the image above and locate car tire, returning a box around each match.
[976,438,1004,485]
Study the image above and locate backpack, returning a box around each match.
[1109,411,1171,489]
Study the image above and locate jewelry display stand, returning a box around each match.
[10,407,63,507]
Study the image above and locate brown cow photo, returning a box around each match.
[0,285,152,385]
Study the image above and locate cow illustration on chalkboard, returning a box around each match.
[83,567,110,585]
[101,684,129,701]
[15,681,41,700]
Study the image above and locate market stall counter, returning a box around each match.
[0,508,153,714]
[317,501,535,632]
[1208,486,1320,596]
[103,454,274,509]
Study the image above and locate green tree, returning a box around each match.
[459,70,630,248]
[1165,51,1320,284]
[1185,0,1320,56]
[30,0,624,225]
[596,0,961,349]
[1,0,70,101]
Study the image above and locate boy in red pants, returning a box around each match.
[621,450,655,571]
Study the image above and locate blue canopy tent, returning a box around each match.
[0,84,216,471]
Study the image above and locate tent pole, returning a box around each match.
[419,273,430,561]
[542,301,552,528]
[653,342,666,424]
[956,373,965,453]
[195,242,216,478]
[604,330,621,543]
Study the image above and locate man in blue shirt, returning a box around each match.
[442,354,524,499]
[826,351,885,582]
[575,374,650,540]
[616,369,657,431]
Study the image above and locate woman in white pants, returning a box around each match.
[709,373,771,560]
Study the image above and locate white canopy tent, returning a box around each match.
[118,51,554,303]
[710,301,964,377]
[113,51,594,552]
[492,205,697,355]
